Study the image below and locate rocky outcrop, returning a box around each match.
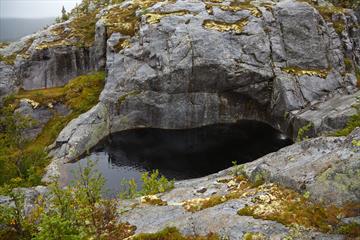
[244,127,360,205]
[0,62,17,103]
[0,17,107,97]
[43,0,360,165]
[114,128,360,239]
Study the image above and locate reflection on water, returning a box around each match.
[61,122,293,196]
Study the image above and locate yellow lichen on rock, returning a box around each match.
[141,195,168,206]
[203,19,248,33]
[242,232,266,240]
[114,39,131,52]
[282,67,329,78]
[22,98,40,109]
[182,176,253,212]
[205,0,261,17]
[145,10,191,24]
[237,184,360,233]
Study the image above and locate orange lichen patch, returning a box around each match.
[145,10,191,24]
[282,67,329,78]
[141,195,168,206]
[183,176,253,212]
[202,19,248,33]
[237,184,359,234]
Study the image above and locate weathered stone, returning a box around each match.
[244,128,360,205]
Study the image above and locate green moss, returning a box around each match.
[118,90,141,104]
[336,222,360,237]
[69,11,98,47]
[356,66,360,88]
[242,232,266,240]
[132,227,220,240]
[236,185,356,233]
[333,19,345,34]
[0,71,105,191]
[333,106,360,136]
[0,54,17,65]
[344,57,353,72]
[296,122,313,142]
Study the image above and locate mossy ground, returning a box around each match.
[0,38,34,65]
[182,176,253,212]
[132,227,220,240]
[333,105,360,136]
[237,184,360,235]
[0,71,105,192]
[180,174,358,238]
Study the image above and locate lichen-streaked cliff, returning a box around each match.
[0,0,359,238]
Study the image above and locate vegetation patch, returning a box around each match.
[113,38,131,52]
[0,71,105,192]
[202,19,248,33]
[141,195,168,206]
[120,169,175,199]
[237,184,359,234]
[145,10,192,24]
[182,176,253,212]
[132,227,220,240]
[0,160,136,240]
[103,0,173,38]
[242,232,266,240]
[296,122,313,142]
[205,0,261,17]
[356,66,360,88]
[0,54,17,65]
[0,38,34,65]
[333,104,360,136]
[282,66,329,78]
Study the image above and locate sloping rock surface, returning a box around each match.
[117,128,360,239]
[43,0,360,164]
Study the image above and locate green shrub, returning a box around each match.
[0,71,105,191]
[141,170,175,195]
[120,170,175,199]
[0,160,136,240]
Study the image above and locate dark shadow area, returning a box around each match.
[100,121,293,180]
[62,121,293,196]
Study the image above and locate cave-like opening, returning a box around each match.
[61,121,293,195]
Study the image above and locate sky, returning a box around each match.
[0,0,82,18]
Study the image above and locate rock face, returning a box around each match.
[1,0,359,236]
[244,127,360,205]
[115,128,360,239]
[44,0,360,165]
[0,62,17,103]
[0,19,105,96]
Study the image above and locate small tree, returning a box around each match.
[61,6,69,21]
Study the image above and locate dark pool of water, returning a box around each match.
[61,122,292,196]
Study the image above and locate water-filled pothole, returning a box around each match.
[61,121,292,196]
